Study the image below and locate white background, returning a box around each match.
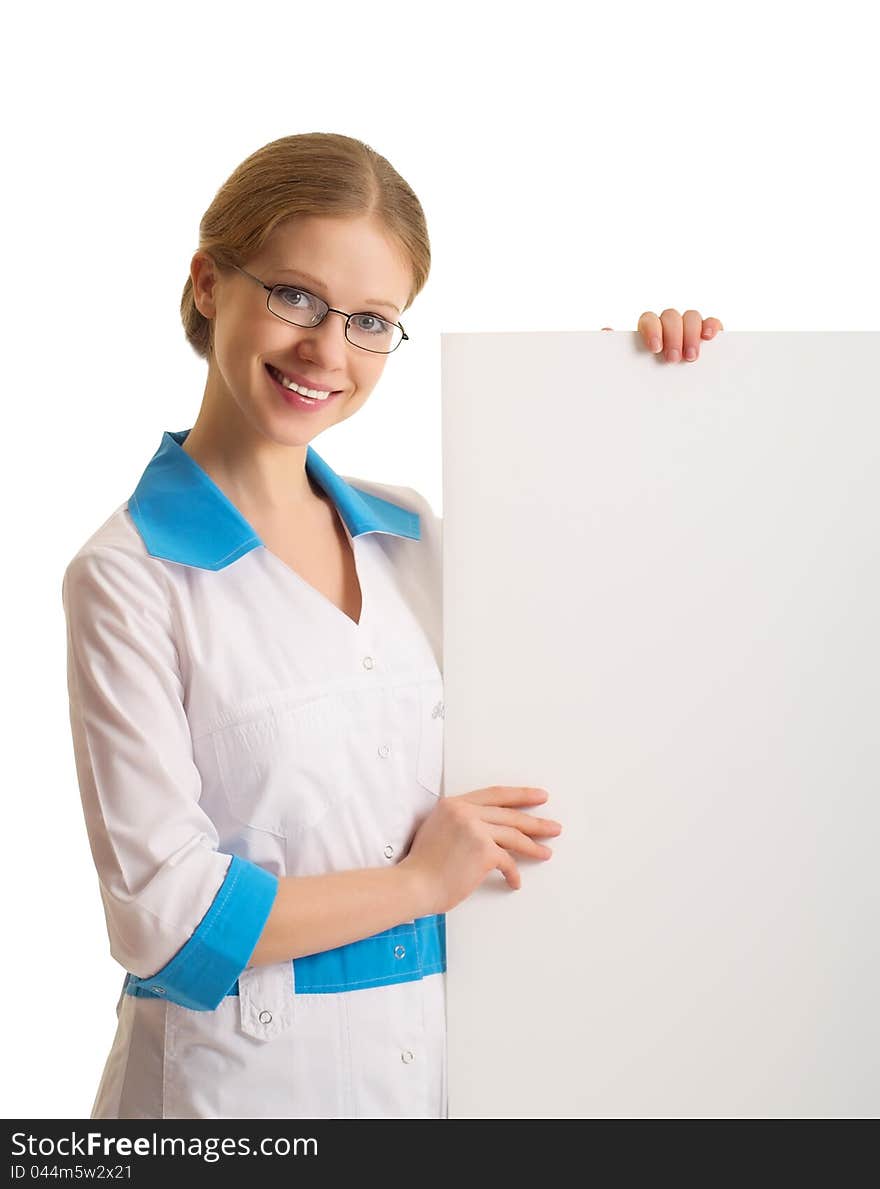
[2,0,877,1117]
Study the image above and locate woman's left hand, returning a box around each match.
[601,309,724,363]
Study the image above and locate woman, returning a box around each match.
[61,132,723,1120]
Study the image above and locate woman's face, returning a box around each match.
[192,213,414,446]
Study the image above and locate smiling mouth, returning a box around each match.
[265,363,341,398]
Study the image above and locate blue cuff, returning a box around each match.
[124,854,279,1011]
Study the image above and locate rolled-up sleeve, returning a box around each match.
[62,545,278,1011]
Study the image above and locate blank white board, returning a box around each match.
[440,331,880,1119]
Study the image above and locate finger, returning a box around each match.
[479,806,562,836]
[637,311,663,354]
[460,785,549,807]
[492,846,522,890]
[490,824,555,860]
[660,309,683,361]
[682,309,703,361]
[701,317,724,340]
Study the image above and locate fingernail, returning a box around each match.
[685,347,697,360]
[650,337,662,353]
[704,327,715,337]
[667,349,681,362]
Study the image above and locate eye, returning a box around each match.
[276,285,319,310]
[352,313,392,335]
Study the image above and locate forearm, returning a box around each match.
[246,861,433,968]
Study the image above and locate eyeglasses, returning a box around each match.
[231,264,409,354]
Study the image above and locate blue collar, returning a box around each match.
[128,428,420,571]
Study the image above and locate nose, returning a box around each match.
[294,310,352,367]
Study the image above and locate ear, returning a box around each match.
[191,251,220,320]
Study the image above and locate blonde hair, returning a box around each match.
[180,132,431,360]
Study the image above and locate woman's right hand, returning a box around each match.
[400,786,562,914]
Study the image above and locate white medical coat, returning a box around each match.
[61,428,447,1119]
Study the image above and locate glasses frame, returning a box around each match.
[230,264,409,354]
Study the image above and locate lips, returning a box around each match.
[265,363,341,393]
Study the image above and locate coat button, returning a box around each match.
[363,656,374,670]
[383,844,394,859]
[259,1010,273,1024]
[394,945,406,959]
[401,1049,415,1063]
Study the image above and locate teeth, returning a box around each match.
[269,365,332,400]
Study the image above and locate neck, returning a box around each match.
[181,394,324,517]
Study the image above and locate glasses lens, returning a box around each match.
[347,313,403,354]
[268,285,324,327]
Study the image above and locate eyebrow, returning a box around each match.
[271,267,401,316]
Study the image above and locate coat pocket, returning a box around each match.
[416,679,445,797]
[162,968,310,1118]
[238,961,296,1041]
[211,691,356,837]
